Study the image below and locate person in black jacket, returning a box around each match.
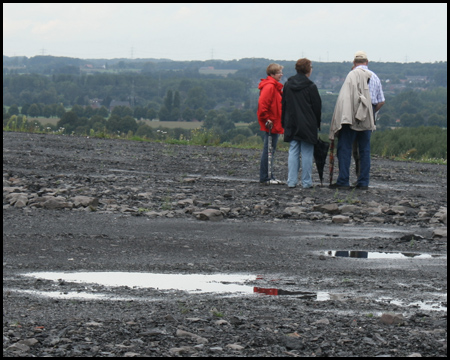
[281,58,322,188]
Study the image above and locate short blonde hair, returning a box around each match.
[266,63,283,76]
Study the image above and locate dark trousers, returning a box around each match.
[336,125,372,187]
[259,131,279,182]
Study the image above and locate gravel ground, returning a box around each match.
[3,131,447,357]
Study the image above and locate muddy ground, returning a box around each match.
[3,131,447,357]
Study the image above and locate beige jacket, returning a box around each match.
[329,68,375,140]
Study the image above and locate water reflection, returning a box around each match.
[254,287,317,298]
[334,251,368,258]
[24,272,255,294]
[326,251,445,259]
[16,272,446,312]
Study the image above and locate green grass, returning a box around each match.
[3,122,446,165]
[140,120,203,130]
[30,117,204,130]
[27,117,59,126]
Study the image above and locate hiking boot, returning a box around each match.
[354,185,369,190]
[329,183,351,190]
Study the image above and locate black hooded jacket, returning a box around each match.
[281,73,322,144]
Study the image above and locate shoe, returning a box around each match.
[329,183,351,190]
[354,185,369,190]
[270,179,284,185]
[261,179,284,185]
[303,185,315,190]
[288,185,296,188]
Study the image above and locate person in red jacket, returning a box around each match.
[257,63,284,185]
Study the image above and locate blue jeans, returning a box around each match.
[336,124,371,187]
[259,131,279,182]
[287,140,314,188]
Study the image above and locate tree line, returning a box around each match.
[2,72,447,128]
[3,109,446,162]
[3,55,447,86]
[3,55,447,160]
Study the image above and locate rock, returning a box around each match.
[169,346,196,354]
[339,204,359,214]
[137,192,152,199]
[3,186,23,193]
[363,206,383,215]
[282,337,304,351]
[43,196,73,209]
[209,346,223,352]
[7,342,30,352]
[373,333,387,344]
[124,352,140,357]
[85,321,102,326]
[195,209,223,221]
[226,343,245,351]
[71,195,99,208]
[332,215,350,223]
[308,211,324,220]
[182,178,196,183]
[315,203,340,214]
[284,206,306,216]
[144,211,160,218]
[431,207,447,225]
[30,195,72,209]
[18,338,39,347]
[390,205,408,215]
[4,192,20,203]
[12,193,28,207]
[313,318,330,325]
[223,189,234,198]
[380,313,405,325]
[214,319,229,325]
[432,228,447,238]
[363,337,377,346]
[176,329,208,344]
[177,198,194,207]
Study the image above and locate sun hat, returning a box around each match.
[354,51,368,61]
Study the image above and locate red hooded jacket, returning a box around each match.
[257,76,284,135]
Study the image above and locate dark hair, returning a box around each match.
[295,58,312,75]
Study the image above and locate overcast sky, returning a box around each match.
[3,3,447,63]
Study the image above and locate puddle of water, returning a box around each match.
[19,272,446,312]
[23,272,255,294]
[378,296,447,312]
[6,289,122,301]
[253,287,446,312]
[253,287,330,300]
[324,251,446,259]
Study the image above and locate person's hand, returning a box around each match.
[265,120,273,130]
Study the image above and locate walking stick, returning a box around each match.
[267,124,273,181]
[329,139,335,185]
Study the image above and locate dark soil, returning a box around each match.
[3,131,447,357]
